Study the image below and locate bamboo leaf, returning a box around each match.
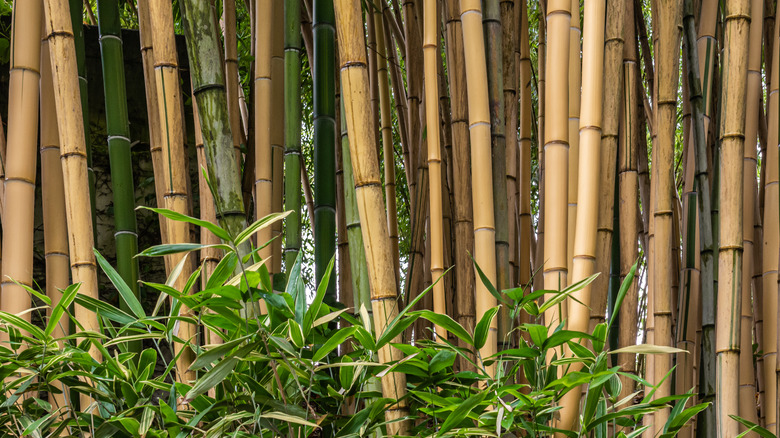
[313,326,356,361]
[304,256,335,335]
[729,416,776,438]
[438,390,487,435]
[0,311,46,340]
[139,206,232,241]
[413,310,473,347]
[137,243,230,257]
[206,252,237,290]
[261,411,319,428]
[474,306,500,350]
[609,344,687,355]
[608,261,637,334]
[471,254,509,305]
[45,283,80,338]
[235,211,292,245]
[74,294,138,327]
[95,249,145,319]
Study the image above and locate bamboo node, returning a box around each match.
[193,83,227,94]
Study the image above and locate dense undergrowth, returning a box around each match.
[0,210,709,437]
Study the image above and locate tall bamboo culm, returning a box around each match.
[223,0,243,166]
[423,0,446,340]
[145,0,195,383]
[651,0,682,429]
[255,0,274,283]
[40,33,69,410]
[559,0,606,429]
[767,5,780,436]
[1,0,41,330]
[443,0,476,368]
[715,0,750,434]
[284,0,303,274]
[332,0,410,433]
[96,0,140,322]
[42,0,100,364]
[313,0,337,301]
[271,3,284,277]
[460,0,498,365]
[517,0,532,291]
[501,0,517,290]
[542,0,570,330]
[566,0,580,290]
[737,0,763,431]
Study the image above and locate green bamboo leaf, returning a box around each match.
[474,306,500,350]
[538,273,599,315]
[184,356,239,402]
[608,261,638,334]
[729,416,776,438]
[95,249,145,319]
[139,206,232,241]
[0,310,45,339]
[413,310,473,346]
[22,411,55,436]
[285,251,305,325]
[470,254,509,305]
[137,243,230,257]
[262,411,319,428]
[8,279,51,306]
[661,402,710,437]
[190,335,252,369]
[235,211,292,245]
[74,294,138,326]
[304,256,335,335]
[288,319,305,348]
[205,252,237,290]
[609,344,687,355]
[438,390,487,435]
[45,283,80,338]
[313,326,356,361]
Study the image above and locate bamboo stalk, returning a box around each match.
[500,0,517,290]
[333,0,409,432]
[566,0,580,290]
[284,0,303,273]
[271,2,284,278]
[737,0,763,432]
[313,0,337,301]
[96,0,141,327]
[533,6,546,295]
[144,0,196,383]
[460,0,498,367]
[43,0,100,367]
[767,5,780,435]
[543,0,570,330]
[517,0,532,292]
[559,0,606,429]
[40,32,69,411]
[1,0,41,330]
[255,0,274,268]
[443,0,476,369]
[423,0,446,340]
[223,0,243,166]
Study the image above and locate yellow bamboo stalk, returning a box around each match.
[762,5,780,432]
[270,1,284,278]
[42,0,100,367]
[566,0,580,289]
[1,0,41,330]
[373,10,400,289]
[738,0,763,432]
[144,0,196,384]
[40,32,69,411]
[254,0,273,267]
[460,0,498,365]
[333,0,409,432]
[423,0,446,340]
[651,0,681,428]
[543,0,570,330]
[559,0,606,429]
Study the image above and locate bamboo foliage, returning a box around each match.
[1,0,41,327]
[332,0,409,432]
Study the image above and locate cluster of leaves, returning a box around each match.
[0,209,707,437]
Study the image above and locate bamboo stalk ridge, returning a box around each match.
[423,0,446,341]
[312,0,337,301]
[222,0,243,166]
[460,0,498,365]
[543,0,570,329]
[271,3,284,277]
[443,0,476,366]
[558,0,606,429]
[40,34,69,411]
[373,11,400,290]
[651,0,682,427]
[42,0,100,361]
[96,0,141,322]
[1,0,41,328]
[284,0,303,273]
[145,0,195,383]
[565,0,580,290]
[715,0,750,434]
[255,0,274,270]
[332,0,409,432]
[737,0,763,431]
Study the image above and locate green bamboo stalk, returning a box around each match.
[178,0,247,240]
[96,0,140,329]
[69,0,97,243]
[682,0,716,434]
[313,0,336,301]
[284,0,303,275]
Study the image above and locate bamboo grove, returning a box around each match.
[1,0,779,435]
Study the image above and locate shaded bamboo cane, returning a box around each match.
[373,10,400,289]
[617,0,640,403]
[271,2,284,278]
[651,0,682,427]
[461,0,498,366]
[284,0,303,274]
[566,0,580,289]
[423,0,446,340]
[0,0,41,329]
[517,0,532,292]
[313,0,337,301]
[335,102,353,315]
[144,0,196,384]
[715,0,750,434]
[223,0,243,166]
[558,0,606,429]
[737,0,764,431]
[443,0,476,370]
[768,6,780,435]
[40,32,69,411]
[332,0,410,433]
[543,0,570,330]
[96,0,141,326]
[501,0,517,289]
[533,6,546,295]
[42,0,100,366]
